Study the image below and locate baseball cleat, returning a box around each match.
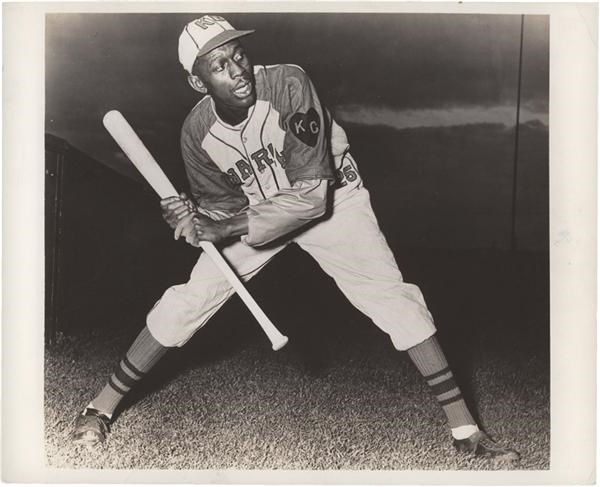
[453,431,520,463]
[70,408,111,447]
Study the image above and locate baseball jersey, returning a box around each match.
[181,64,362,245]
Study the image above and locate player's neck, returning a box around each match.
[214,103,251,127]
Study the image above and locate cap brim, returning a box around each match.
[197,29,255,57]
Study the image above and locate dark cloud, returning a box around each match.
[334,102,548,131]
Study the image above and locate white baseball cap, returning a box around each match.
[178,15,254,74]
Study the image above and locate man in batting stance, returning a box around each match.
[71,15,519,463]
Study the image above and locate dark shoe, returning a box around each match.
[454,431,520,463]
[70,408,111,447]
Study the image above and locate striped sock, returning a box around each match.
[407,335,477,433]
[88,326,169,417]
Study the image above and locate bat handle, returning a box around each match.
[199,242,289,351]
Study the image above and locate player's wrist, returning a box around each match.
[220,214,249,239]
[211,220,227,241]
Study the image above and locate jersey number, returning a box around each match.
[335,165,358,187]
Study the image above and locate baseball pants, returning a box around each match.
[147,187,437,350]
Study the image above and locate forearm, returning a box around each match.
[215,212,249,239]
[191,180,328,245]
[242,179,328,246]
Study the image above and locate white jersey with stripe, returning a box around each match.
[180,64,363,239]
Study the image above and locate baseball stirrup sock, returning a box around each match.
[88,326,169,417]
[407,335,477,437]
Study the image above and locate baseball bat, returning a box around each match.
[102,110,288,351]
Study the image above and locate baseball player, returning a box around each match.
[71,15,519,463]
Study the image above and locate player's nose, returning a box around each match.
[229,60,245,78]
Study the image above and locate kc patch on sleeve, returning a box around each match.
[290,108,320,147]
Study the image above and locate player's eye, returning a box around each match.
[233,51,245,62]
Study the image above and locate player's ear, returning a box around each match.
[187,75,207,94]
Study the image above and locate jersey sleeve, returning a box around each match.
[244,179,328,247]
[181,126,249,220]
[279,67,335,185]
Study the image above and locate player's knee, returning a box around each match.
[388,328,436,351]
[146,314,201,347]
[145,287,210,346]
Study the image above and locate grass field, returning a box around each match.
[44,248,549,471]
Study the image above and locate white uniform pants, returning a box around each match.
[147,188,436,351]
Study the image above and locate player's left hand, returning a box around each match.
[161,193,196,230]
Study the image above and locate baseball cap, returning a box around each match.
[178,15,254,74]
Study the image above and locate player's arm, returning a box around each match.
[170,177,326,245]
[278,67,334,185]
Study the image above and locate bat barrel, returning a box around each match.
[103,110,178,198]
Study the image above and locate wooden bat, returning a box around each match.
[102,110,288,351]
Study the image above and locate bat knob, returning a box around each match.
[272,335,289,351]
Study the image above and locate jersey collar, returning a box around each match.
[210,96,257,132]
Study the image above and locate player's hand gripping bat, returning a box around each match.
[102,110,289,351]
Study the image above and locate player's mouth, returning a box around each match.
[233,79,253,99]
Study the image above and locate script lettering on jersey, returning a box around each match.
[290,108,320,147]
[194,15,226,29]
[267,143,286,168]
[226,168,242,185]
[235,159,253,180]
[251,148,276,172]
[227,146,287,183]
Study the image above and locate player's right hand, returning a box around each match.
[160,192,196,230]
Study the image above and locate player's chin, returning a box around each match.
[232,90,256,107]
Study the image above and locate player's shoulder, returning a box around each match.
[181,97,215,142]
[256,63,306,76]
[255,63,311,90]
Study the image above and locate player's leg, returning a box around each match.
[71,325,168,446]
[296,188,518,462]
[71,239,286,447]
[405,336,517,461]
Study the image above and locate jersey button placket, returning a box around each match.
[239,131,267,200]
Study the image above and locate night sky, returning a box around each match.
[46,13,549,179]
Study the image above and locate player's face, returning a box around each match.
[192,40,256,123]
